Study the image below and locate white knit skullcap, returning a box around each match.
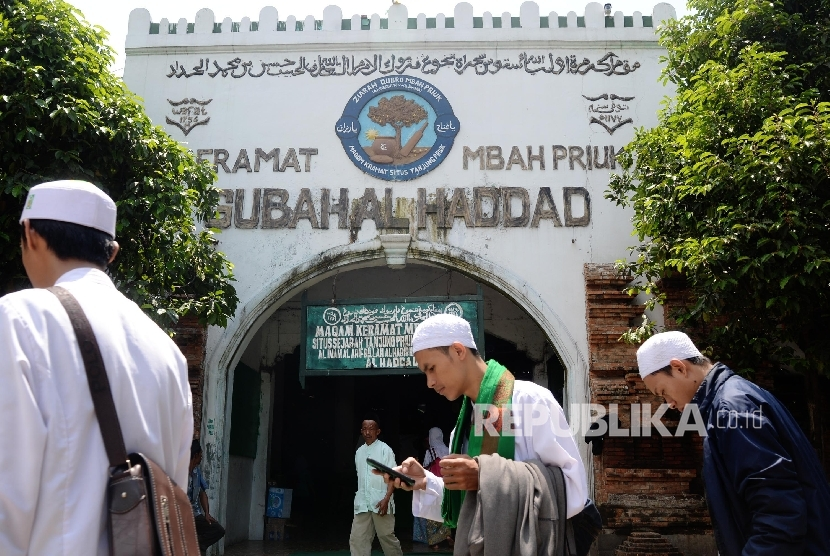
[20,180,117,238]
[636,331,702,379]
[411,314,477,355]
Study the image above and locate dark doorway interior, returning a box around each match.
[265,331,556,546]
[268,348,461,544]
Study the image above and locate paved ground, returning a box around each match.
[223,540,452,556]
[222,503,452,556]
[222,522,452,556]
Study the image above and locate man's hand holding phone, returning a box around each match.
[372,457,428,491]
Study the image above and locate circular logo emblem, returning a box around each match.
[443,302,464,318]
[323,307,342,325]
[335,77,460,181]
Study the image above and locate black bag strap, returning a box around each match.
[48,286,129,468]
[550,466,578,556]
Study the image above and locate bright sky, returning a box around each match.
[67,0,690,75]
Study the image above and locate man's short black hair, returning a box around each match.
[191,439,203,459]
[432,345,480,359]
[362,412,381,429]
[654,356,712,375]
[22,219,116,268]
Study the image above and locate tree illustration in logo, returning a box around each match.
[367,95,429,163]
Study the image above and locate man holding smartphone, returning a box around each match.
[350,414,403,556]
[379,314,596,554]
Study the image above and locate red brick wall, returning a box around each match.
[173,315,207,439]
[584,264,711,533]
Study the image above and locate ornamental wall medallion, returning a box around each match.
[583,93,634,135]
[335,77,459,181]
[166,97,212,135]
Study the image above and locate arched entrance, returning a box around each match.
[202,241,589,549]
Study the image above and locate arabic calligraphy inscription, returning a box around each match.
[165,52,641,79]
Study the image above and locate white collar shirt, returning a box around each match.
[0,268,193,555]
[354,439,396,515]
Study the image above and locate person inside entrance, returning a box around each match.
[350,414,403,556]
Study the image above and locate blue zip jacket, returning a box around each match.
[692,363,830,555]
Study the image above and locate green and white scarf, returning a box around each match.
[441,359,515,528]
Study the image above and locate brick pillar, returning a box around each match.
[173,315,207,439]
[584,264,712,536]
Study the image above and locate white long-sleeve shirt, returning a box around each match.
[0,268,193,556]
[413,380,587,521]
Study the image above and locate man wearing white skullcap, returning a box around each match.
[637,331,830,555]
[636,331,709,410]
[378,313,596,554]
[0,181,193,555]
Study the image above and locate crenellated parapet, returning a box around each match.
[126,1,676,49]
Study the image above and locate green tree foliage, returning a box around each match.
[0,0,238,327]
[607,0,830,374]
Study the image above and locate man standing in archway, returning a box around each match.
[350,415,403,556]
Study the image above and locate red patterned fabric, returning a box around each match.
[427,457,442,477]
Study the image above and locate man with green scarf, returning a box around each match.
[380,314,587,530]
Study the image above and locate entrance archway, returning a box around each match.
[202,241,589,548]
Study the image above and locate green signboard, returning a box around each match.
[301,292,484,383]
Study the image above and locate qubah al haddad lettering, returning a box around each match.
[207,186,592,230]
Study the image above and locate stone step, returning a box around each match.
[615,531,683,556]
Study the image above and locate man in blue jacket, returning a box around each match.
[637,331,830,555]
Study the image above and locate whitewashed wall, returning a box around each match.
[123,2,675,543]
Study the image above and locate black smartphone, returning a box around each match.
[366,458,416,487]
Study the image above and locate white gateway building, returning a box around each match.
[124,3,716,553]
